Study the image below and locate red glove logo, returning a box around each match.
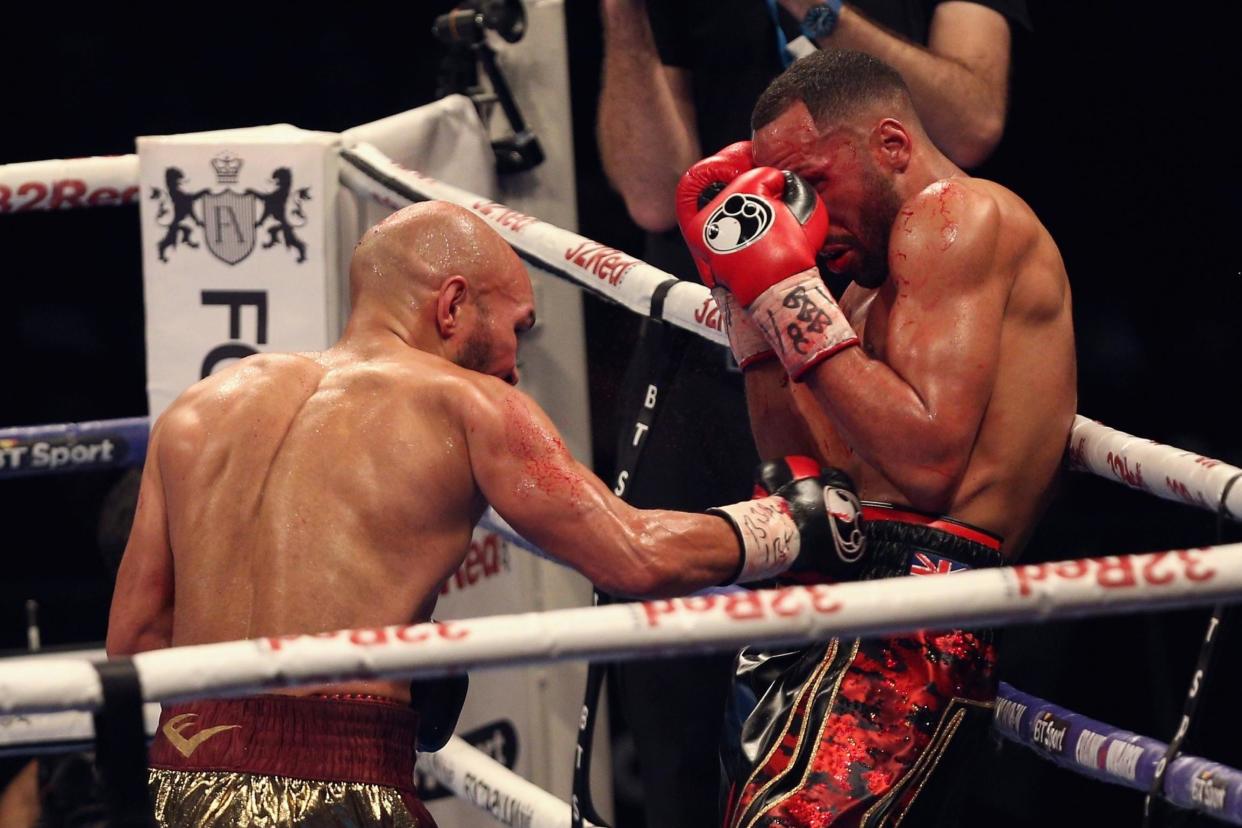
[703,193,775,253]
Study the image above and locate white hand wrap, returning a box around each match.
[711,496,802,583]
[712,287,775,369]
[748,269,859,380]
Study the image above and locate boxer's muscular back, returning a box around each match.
[156,348,482,659]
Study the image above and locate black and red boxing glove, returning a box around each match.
[680,166,860,380]
[675,143,775,370]
[710,456,866,584]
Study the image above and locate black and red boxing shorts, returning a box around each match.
[723,503,1003,828]
[148,694,435,827]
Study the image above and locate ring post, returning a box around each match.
[91,660,155,827]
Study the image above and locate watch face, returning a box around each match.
[803,4,839,39]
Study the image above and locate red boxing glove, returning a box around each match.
[681,167,860,380]
[675,140,756,289]
[681,167,827,304]
[676,143,776,369]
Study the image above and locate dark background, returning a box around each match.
[2,4,1240,826]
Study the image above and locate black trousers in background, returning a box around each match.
[612,317,758,828]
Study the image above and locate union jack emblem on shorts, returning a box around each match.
[909,552,970,576]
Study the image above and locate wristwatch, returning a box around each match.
[800,0,844,40]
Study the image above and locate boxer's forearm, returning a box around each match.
[802,348,975,512]
[744,361,820,459]
[105,610,172,656]
[595,508,742,598]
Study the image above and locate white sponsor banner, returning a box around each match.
[138,125,340,418]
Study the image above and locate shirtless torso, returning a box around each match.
[106,202,761,700]
[748,101,1077,557]
[133,347,488,699]
[673,50,1078,828]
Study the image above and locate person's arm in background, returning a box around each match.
[780,0,1012,167]
[597,0,701,231]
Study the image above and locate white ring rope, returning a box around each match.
[1,545,1238,718]
[5,114,1242,827]
[0,706,593,828]
[338,142,727,348]
[337,142,1242,524]
[0,155,139,212]
[427,736,599,828]
[1069,417,1242,522]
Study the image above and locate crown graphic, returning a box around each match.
[211,152,243,184]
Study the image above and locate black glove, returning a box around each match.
[711,456,866,584]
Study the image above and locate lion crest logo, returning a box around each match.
[150,153,311,266]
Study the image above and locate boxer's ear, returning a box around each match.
[435,275,470,338]
[873,118,911,172]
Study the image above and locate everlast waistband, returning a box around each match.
[149,694,419,794]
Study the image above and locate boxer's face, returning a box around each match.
[753,101,903,289]
[458,252,536,385]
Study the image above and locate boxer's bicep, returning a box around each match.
[886,184,1006,459]
[106,424,175,655]
[464,382,635,576]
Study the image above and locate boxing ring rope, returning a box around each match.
[0,705,595,828]
[343,142,1242,521]
[2,545,1240,718]
[2,550,1241,824]
[0,155,139,212]
[6,130,1242,825]
[0,417,148,478]
[993,682,1242,823]
[339,143,728,348]
[6,679,1241,826]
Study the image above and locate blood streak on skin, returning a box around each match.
[931,181,959,250]
[898,208,917,235]
[503,396,585,506]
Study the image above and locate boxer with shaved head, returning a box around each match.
[108,201,860,827]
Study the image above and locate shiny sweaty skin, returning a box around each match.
[748,99,1077,556]
[106,202,747,701]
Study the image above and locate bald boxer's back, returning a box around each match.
[156,348,481,658]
